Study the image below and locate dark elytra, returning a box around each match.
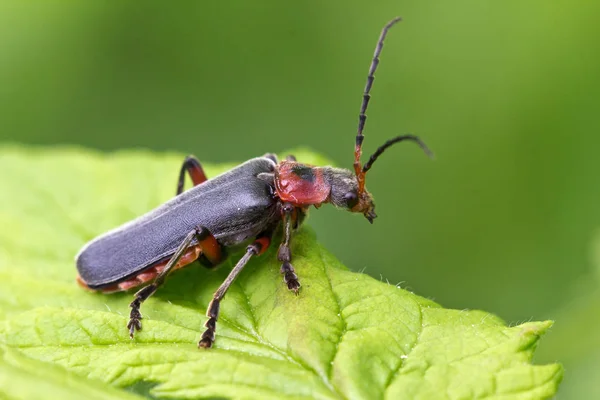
[76,157,279,288]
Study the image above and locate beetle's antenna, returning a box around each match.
[354,16,402,193]
[362,134,433,173]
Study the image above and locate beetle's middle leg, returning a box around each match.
[199,232,272,348]
[127,226,223,338]
[177,155,208,195]
[278,202,301,293]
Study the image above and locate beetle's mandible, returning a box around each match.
[75,17,433,348]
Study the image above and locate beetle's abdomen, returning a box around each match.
[77,243,203,293]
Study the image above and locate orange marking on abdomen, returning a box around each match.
[78,244,203,293]
[76,275,91,290]
[137,270,158,283]
[76,275,120,293]
[118,278,142,291]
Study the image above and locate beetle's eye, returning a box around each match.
[343,192,359,209]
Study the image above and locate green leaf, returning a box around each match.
[0,346,144,400]
[0,147,562,399]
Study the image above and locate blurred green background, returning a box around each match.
[1,1,598,397]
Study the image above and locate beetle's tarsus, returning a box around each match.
[199,297,219,348]
[127,319,141,338]
[128,323,137,339]
[198,316,217,348]
[281,261,301,294]
[198,320,215,349]
[128,299,143,338]
[288,280,301,294]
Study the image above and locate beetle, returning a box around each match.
[76,17,433,348]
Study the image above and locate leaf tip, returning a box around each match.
[518,320,554,338]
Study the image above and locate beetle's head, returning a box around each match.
[350,135,432,224]
[326,168,377,223]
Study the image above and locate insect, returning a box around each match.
[75,17,432,348]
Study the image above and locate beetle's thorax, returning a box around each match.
[274,161,330,205]
[274,161,376,221]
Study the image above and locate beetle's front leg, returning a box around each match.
[278,202,301,293]
[128,226,223,338]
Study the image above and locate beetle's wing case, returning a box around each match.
[76,157,278,288]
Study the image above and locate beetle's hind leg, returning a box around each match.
[127,226,223,338]
[199,233,272,348]
[278,202,301,293]
[177,155,208,195]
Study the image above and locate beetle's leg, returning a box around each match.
[257,153,278,184]
[199,233,272,348]
[128,226,223,338]
[257,172,275,185]
[278,202,301,294]
[263,153,279,163]
[177,155,208,195]
[285,154,297,162]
